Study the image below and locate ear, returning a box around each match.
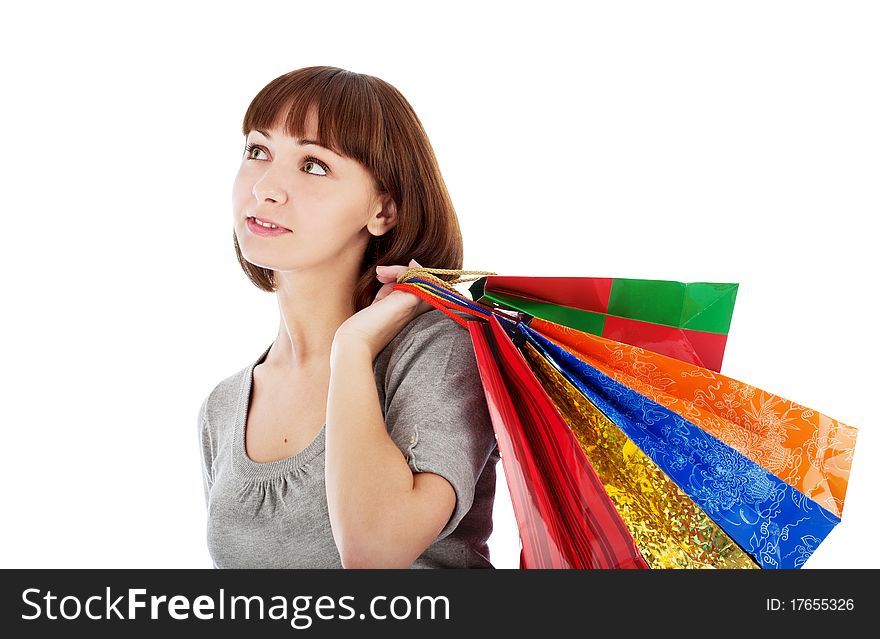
[367,192,398,237]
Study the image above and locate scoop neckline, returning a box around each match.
[231,341,327,481]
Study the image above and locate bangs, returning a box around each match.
[241,67,385,167]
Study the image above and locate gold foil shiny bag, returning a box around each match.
[520,341,758,569]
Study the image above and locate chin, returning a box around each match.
[239,249,284,271]
[240,245,310,273]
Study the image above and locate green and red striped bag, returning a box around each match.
[469,276,738,372]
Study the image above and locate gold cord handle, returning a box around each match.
[395,267,498,293]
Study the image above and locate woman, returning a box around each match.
[197,66,501,568]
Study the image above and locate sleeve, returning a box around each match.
[197,394,214,510]
[382,313,498,541]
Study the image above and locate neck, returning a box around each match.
[267,266,360,372]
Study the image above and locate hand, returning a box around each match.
[333,259,435,361]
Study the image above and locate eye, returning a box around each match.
[303,155,329,176]
[243,142,267,160]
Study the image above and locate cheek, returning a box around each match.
[300,195,365,230]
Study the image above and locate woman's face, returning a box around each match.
[232,113,391,274]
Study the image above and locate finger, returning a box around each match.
[377,260,421,277]
[376,264,410,282]
[375,264,404,275]
[375,271,400,283]
[377,278,409,301]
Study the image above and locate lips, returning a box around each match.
[247,217,292,237]
[247,215,291,231]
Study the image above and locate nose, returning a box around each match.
[251,166,288,205]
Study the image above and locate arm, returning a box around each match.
[324,337,456,568]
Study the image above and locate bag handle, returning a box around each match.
[390,266,517,328]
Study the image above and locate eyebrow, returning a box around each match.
[254,129,341,157]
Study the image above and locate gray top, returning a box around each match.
[197,308,501,568]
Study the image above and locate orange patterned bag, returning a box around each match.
[531,316,858,518]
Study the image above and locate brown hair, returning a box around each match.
[234,65,465,313]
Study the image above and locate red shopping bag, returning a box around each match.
[466,314,648,569]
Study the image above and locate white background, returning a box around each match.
[0,0,876,569]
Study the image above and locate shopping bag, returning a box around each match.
[520,325,842,569]
[432,282,750,567]
[390,267,857,569]
[467,312,648,569]
[531,316,858,519]
[517,335,759,569]
[469,275,737,372]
